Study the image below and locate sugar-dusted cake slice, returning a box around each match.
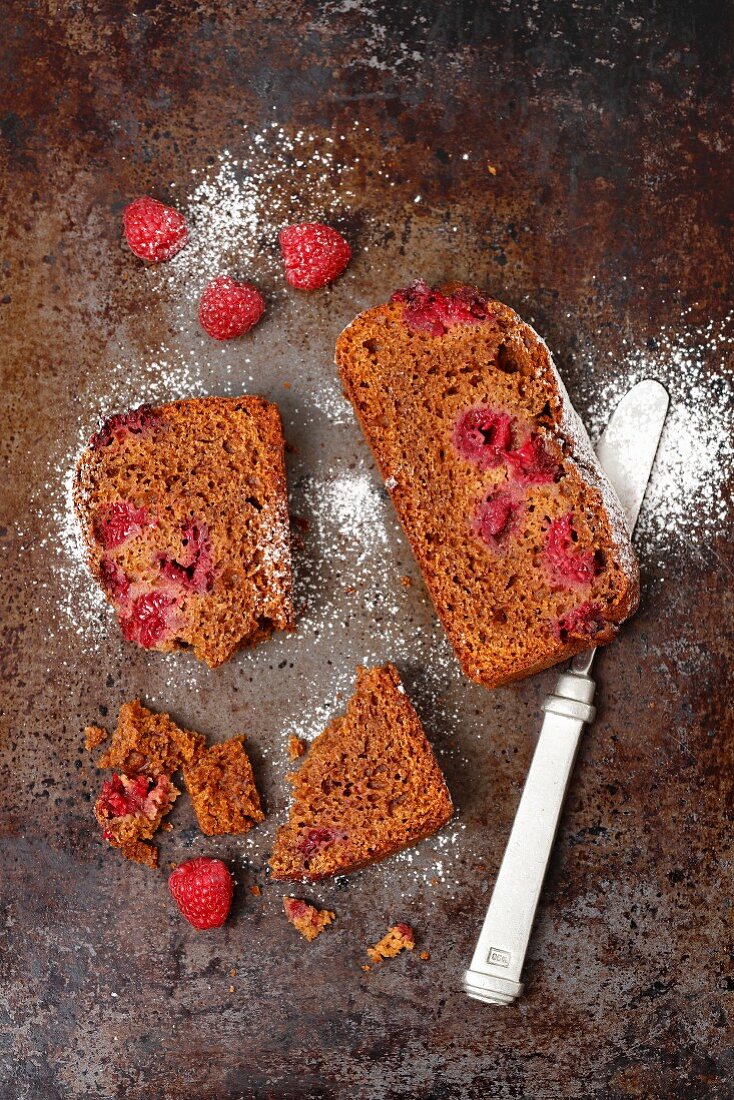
[73,395,294,668]
[269,664,453,881]
[183,737,265,836]
[94,772,179,868]
[283,897,335,941]
[336,282,640,689]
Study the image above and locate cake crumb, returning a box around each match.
[183,737,265,836]
[283,897,335,941]
[249,884,262,897]
[400,574,412,587]
[229,985,235,993]
[361,964,371,972]
[85,724,108,751]
[420,951,430,961]
[287,735,307,761]
[230,969,237,977]
[367,923,415,963]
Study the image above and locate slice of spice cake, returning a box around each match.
[269,664,453,882]
[74,395,294,667]
[183,737,265,836]
[336,282,639,689]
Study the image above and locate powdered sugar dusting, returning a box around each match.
[579,313,734,555]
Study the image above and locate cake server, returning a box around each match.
[463,378,669,1006]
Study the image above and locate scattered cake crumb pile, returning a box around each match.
[367,923,416,963]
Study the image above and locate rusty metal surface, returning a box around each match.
[1,2,732,1098]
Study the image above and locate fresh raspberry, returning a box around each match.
[99,556,131,602]
[120,590,176,648]
[506,434,560,485]
[475,492,520,547]
[90,405,160,450]
[123,196,188,263]
[158,520,215,593]
[198,275,265,340]
[93,501,152,550]
[453,407,514,468]
[554,601,606,643]
[168,857,234,930]
[391,281,491,335]
[298,826,348,860]
[545,513,598,587]
[279,223,351,290]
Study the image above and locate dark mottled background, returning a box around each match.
[1,2,732,1098]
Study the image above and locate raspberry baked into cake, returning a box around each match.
[336,282,639,689]
[74,396,293,667]
[269,664,453,882]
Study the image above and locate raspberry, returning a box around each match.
[90,405,160,450]
[120,590,176,648]
[391,281,491,335]
[123,196,188,263]
[279,223,351,290]
[475,492,520,547]
[99,557,131,602]
[554,601,606,643]
[283,897,309,921]
[545,513,598,587]
[506,434,560,484]
[453,407,514,468]
[168,857,233,930]
[298,826,348,860]
[158,521,214,593]
[93,501,152,550]
[198,276,265,340]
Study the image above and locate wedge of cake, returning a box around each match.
[336,282,639,689]
[269,664,453,881]
[74,395,294,668]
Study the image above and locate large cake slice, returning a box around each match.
[269,664,453,881]
[336,282,639,689]
[74,395,293,667]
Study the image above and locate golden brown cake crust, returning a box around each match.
[269,664,453,882]
[336,285,640,689]
[183,737,265,836]
[73,395,294,668]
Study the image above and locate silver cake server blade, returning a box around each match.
[463,378,669,1006]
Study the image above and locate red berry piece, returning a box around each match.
[99,557,131,603]
[554,601,606,643]
[90,405,161,450]
[391,281,491,335]
[120,590,177,649]
[168,857,234,930]
[93,501,152,550]
[545,513,598,587]
[297,826,348,860]
[279,223,351,290]
[474,492,521,548]
[158,521,214,593]
[453,406,514,469]
[506,434,560,485]
[123,196,188,263]
[198,275,265,340]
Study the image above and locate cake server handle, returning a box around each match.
[462,650,597,1005]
